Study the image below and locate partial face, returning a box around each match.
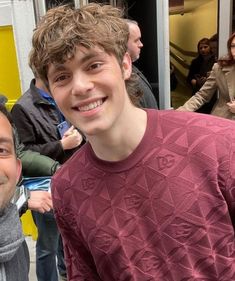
[210,41,218,57]
[198,43,211,56]
[48,47,132,137]
[0,113,21,212]
[127,23,143,62]
[230,37,235,59]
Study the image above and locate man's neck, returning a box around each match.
[87,107,147,162]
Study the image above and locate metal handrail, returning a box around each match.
[170,51,190,69]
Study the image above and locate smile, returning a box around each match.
[78,99,104,112]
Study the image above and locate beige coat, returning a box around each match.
[178,63,235,120]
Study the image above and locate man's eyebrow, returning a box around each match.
[0,137,13,145]
[50,64,66,74]
[50,51,105,72]
[80,51,105,63]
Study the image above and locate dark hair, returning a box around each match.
[197,38,211,53]
[209,33,218,42]
[217,32,235,67]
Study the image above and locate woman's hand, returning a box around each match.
[227,100,235,113]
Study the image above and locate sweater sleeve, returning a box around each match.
[19,149,60,177]
[14,123,60,176]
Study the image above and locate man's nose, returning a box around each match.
[71,73,94,96]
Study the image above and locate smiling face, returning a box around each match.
[0,113,21,212]
[127,23,143,62]
[48,47,132,137]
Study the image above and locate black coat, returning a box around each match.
[11,79,78,164]
[187,54,216,93]
[132,65,158,109]
[186,54,217,114]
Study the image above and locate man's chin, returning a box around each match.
[132,55,140,63]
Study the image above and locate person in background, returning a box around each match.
[30,3,235,280]
[209,33,218,60]
[0,94,55,214]
[11,77,83,281]
[178,32,235,119]
[186,37,217,113]
[15,125,56,215]
[0,103,55,281]
[170,64,178,91]
[187,38,215,94]
[126,19,158,109]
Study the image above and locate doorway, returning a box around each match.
[169,0,218,108]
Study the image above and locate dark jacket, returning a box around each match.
[187,54,216,93]
[186,54,217,113]
[11,79,77,164]
[132,65,158,109]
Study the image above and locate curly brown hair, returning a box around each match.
[29,3,140,105]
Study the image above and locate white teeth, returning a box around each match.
[79,99,103,112]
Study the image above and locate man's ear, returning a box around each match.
[16,159,22,184]
[122,52,132,80]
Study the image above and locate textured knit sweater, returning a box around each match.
[52,109,235,280]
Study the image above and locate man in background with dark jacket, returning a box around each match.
[126,19,158,109]
[11,77,83,281]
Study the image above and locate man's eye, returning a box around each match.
[88,63,102,70]
[0,147,10,155]
[55,74,70,82]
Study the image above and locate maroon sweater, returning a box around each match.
[52,109,235,280]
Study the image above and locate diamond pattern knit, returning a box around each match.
[52,109,235,280]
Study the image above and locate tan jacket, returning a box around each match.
[178,63,235,120]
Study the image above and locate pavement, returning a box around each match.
[25,236,37,281]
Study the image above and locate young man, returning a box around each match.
[30,3,235,280]
[126,19,158,109]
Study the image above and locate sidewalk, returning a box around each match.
[25,236,37,281]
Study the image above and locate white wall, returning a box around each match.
[0,4,11,26]
[12,0,35,93]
